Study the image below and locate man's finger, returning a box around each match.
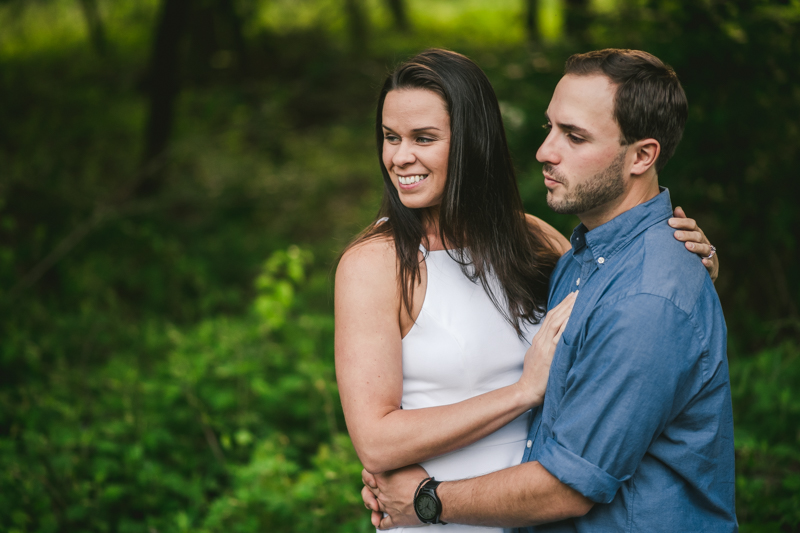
[379,513,395,531]
[362,468,377,489]
[362,485,379,511]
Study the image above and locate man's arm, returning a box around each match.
[364,462,593,529]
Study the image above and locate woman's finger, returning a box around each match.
[552,315,571,345]
[547,292,576,329]
[668,217,698,231]
[685,242,714,257]
[674,230,705,244]
[538,295,575,344]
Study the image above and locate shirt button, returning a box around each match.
[576,277,580,286]
[598,257,605,264]
[527,440,532,448]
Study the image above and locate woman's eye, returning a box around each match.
[417,136,434,144]
[384,134,400,143]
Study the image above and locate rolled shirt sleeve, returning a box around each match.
[537,293,705,504]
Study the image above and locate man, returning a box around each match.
[362,49,737,532]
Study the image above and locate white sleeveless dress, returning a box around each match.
[392,248,541,533]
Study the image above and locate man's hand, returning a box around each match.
[362,465,429,530]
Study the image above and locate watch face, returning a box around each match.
[415,493,437,520]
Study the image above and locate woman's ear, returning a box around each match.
[630,138,660,176]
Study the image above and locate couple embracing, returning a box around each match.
[335,48,736,532]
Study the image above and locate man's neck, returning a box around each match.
[580,177,660,231]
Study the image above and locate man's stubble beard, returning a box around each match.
[545,148,627,215]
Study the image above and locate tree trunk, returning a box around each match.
[216,0,249,74]
[137,0,191,197]
[386,0,410,32]
[78,0,107,56]
[345,0,368,54]
[564,0,590,43]
[525,0,539,42]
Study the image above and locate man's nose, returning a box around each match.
[536,132,560,165]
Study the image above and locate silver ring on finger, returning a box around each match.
[703,245,717,260]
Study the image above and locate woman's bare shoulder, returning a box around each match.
[525,213,571,255]
[336,235,398,289]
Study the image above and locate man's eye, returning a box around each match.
[567,134,586,144]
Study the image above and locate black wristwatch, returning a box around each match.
[414,477,447,525]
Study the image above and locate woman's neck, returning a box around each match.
[421,207,447,251]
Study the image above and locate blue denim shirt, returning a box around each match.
[518,189,737,532]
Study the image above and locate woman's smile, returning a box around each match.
[396,174,429,187]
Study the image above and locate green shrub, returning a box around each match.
[731,341,800,531]
[0,247,369,532]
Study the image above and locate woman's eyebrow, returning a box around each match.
[381,125,442,134]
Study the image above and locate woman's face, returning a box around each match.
[381,88,451,211]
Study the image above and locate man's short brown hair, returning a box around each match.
[565,49,688,173]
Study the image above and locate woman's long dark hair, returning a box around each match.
[350,48,561,334]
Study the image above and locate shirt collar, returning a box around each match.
[569,188,674,265]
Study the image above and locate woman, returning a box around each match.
[335,49,717,532]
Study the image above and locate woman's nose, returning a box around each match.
[392,141,416,167]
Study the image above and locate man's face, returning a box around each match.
[537,74,631,218]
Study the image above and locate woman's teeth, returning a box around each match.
[398,174,428,185]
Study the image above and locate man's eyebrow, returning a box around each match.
[543,113,594,139]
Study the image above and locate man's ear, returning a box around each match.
[630,138,660,176]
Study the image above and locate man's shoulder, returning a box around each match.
[625,220,713,316]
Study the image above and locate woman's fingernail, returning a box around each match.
[688,242,694,250]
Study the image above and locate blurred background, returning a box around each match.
[0,0,798,531]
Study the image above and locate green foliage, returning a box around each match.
[731,341,800,530]
[0,248,369,532]
[200,434,368,533]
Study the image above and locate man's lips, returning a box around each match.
[543,172,562,185]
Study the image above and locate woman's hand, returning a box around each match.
[669,206,719,282]
[516,291,577,407]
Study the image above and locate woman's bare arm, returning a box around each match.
[526,214,571,255]
[335,238,573,474]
